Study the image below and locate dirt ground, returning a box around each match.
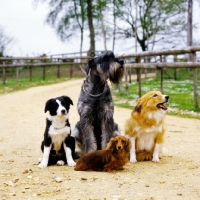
[0,79,200,200]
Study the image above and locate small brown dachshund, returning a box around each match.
[74,136,131,173]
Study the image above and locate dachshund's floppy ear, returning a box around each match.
[106,137,116,153]
[85,59,94,75]
[44,98,54,113]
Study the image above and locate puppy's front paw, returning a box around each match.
[57,160,65,166]
[130,157,137,163]
[67,160,76,167]
[38,158,43,163]
[152,157,159,162]
[38,162,48,169]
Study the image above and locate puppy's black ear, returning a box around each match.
[44,99,54,113]
[63,96,73,106]
[85,59,94,74]
[106,137,116,153]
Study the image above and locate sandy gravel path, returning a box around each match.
[0,78,200,200]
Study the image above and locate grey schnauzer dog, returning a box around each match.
[72,51,124,156]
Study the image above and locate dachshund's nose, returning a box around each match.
[117,146,121,150]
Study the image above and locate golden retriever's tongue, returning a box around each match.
[157,103,168,110]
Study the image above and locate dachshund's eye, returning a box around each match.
[122,140,126,144]
[153,94,157,97]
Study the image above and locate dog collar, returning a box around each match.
[83,85,106,97]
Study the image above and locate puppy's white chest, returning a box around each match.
[49,126,70,151]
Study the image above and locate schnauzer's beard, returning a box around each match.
[96,62,124,84]
[109,62,124,84]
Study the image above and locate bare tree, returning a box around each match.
[116,0,186,51]
[0,26,15,57]
[34,0,87,56]
[87,0,95,56]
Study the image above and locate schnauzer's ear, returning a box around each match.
[85,59,94,74]
[106,137,116,153]
[44,98,54,113]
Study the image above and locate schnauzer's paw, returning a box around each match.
[57,160,65,166]
[38,162,48,169]
[67,160,76,167]
[38,158,43,163]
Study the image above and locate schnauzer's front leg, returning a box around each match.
[100,106,119,149]
[77,102,97,153]
[80,119,97,153]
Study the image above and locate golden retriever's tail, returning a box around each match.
[136,151,152,161]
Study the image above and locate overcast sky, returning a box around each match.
[0,0,200,57]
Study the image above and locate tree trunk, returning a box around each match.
[80,28,83,57]
[112,0,116,52]
[87,0,95,57]
[98,0,107,51]
[187,0,193,61]
[135,0,138,52]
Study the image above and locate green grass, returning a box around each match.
[0,65,84,94]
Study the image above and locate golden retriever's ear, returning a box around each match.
[125,138,132,152]
[106,137,116,153]
[134,105,141,112]
[134,98,142,112]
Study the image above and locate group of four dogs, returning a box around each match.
[38,51,169,173]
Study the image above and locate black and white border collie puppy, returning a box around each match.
[38,95,76,168]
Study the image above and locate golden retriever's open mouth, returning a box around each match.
[156,102,168,110]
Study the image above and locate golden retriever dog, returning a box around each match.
[125,91,169,163]
[74,136,131,173]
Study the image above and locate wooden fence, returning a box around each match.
[0,56,90,83]
[0,46,200,108]
[120,46,200,109]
